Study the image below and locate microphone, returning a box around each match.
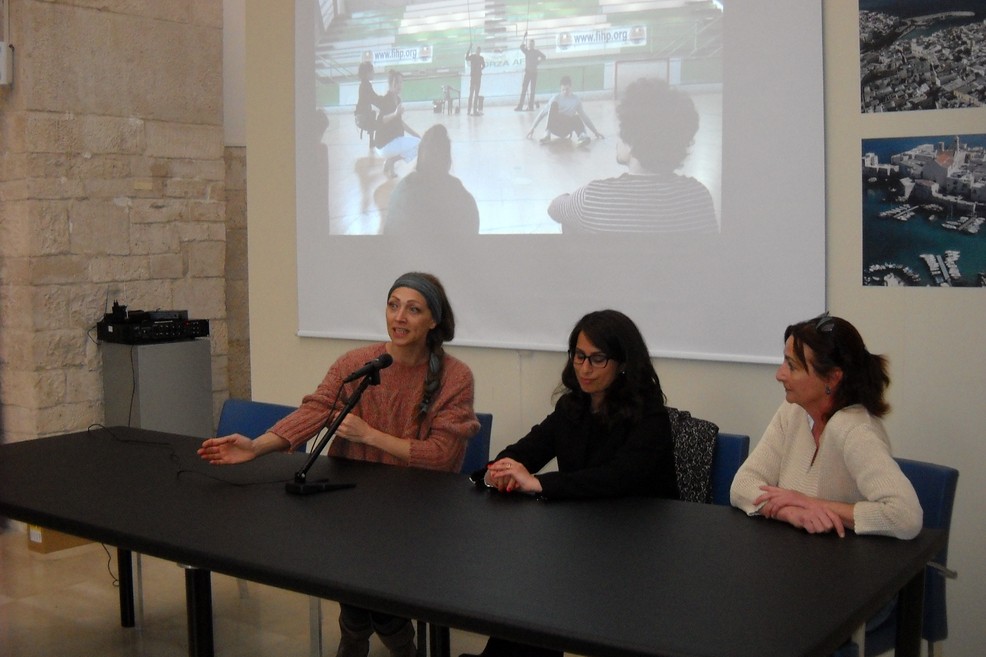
[343,353,394,383]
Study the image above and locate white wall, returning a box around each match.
[240,2,986,654]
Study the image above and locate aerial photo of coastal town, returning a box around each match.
[862,134,986,287]
[859,0,986,112]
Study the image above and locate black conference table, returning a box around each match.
[0,427,944,657]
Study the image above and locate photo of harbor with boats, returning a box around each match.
[861,134,986,287]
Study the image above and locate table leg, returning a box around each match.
[310,596,324,657]
[183,566,214,657]
[416,621,427,657]
[117,548,135,627]
[894,568,926,657]
[429,624,451,657]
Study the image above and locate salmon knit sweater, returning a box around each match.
[270,343,479,472]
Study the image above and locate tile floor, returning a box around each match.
[0,527,489,657]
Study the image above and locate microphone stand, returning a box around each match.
[285,368,382,495]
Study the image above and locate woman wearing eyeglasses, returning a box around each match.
[476,308,678,501]
[730,314,922,539]
[462,310,677,657]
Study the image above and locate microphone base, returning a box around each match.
[285,480,356,495]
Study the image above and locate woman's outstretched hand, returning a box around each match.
[197,434,257,465]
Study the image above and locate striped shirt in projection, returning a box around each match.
[553,172,718,234]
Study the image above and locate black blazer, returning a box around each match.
[486,400,679,501]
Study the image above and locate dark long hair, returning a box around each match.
[785,314,890,418]
[556,310,666,426]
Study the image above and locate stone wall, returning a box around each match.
[225,145,250,400]
[0,0,228,442]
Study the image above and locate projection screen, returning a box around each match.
[294,0,825,363]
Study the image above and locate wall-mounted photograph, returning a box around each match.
[859,0,986,112]
[862,133,986,286]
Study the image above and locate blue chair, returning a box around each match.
[667,408,718,503]
[216,398,299,443]
[415,413,493,657]
[130,399,299,627]
[212,399,299,589]
[308,413,494,657]
[666,407,747,505]
[215,399,340,657]
[862,458,959,657]
[460,412,493,474]
[710,432,750,506]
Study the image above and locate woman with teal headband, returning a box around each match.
[198,271,479,657]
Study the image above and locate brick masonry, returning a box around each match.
[0,0,244,442]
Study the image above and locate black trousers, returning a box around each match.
[477,636,561,657]
[518,70,538,108]
[545,101,586,138]
[339,603,409,636]
[468,77,482,112]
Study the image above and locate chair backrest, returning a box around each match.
[864,457,959,655]
[667,407,719,503]
[216,398,303,452]
[461,412,492,474]
[896,457,959,642]
[710,433,750,506]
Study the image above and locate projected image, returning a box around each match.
[295,1,827,363]
[309,0,723,235]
